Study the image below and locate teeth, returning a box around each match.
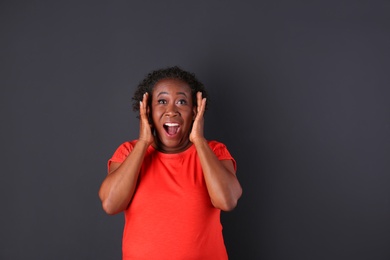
[164,123,179,126]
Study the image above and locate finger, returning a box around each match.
[144,92,149,101]
[140,93,148,118]
[196,92,206,118]
[196,92,203,113]
[199,98,206,118]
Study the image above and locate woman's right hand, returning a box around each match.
[139,93,154,146]
[99,92,153,215]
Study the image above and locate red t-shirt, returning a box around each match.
[108,140,236,260]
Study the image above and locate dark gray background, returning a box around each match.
[1,1,389,259]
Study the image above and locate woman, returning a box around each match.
[99,66,242,259]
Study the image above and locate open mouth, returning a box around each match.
[163,123,180,136]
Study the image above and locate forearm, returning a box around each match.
[193,138,242,211]
[99,141,149,215]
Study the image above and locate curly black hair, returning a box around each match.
[132,66,208,115]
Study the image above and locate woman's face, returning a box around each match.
[150,78,196,153]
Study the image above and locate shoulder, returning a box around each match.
[113,140,138,152]
[118,140,138,150]
[207,140,227,150]
[207,140,232,156]
[110,140,139,158]
[207,140,236,171]
[107,140,139,170]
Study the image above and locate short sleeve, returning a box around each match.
[107,141,135,173]
[208,141,237,171]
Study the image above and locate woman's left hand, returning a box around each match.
[190,91,242,211]
[189,91,207,143]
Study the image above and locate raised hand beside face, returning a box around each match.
[189,91,207,144]
[138,92,154,146]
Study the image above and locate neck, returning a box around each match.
[152,137,192,154]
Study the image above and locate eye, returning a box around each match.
[177,99,187,105]
[157,99,167,104]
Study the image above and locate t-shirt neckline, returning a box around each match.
[148,143,196,158]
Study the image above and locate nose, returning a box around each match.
[165,103,179,117]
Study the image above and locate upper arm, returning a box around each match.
[108,161,122,174]
[221,159,236,175]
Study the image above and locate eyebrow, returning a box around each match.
[157,91,188,97]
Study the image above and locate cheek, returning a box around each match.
[151,111,159,122]
[149,109,159,124]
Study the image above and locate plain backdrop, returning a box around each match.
[1,1,389,259]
